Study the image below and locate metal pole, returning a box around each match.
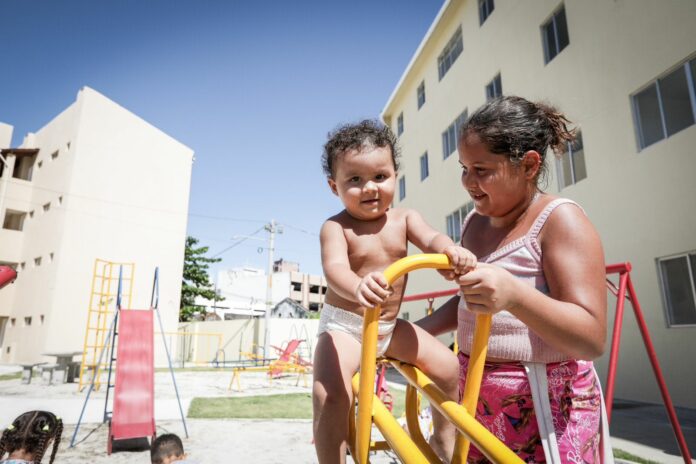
[152,267,189,438]
[263,219,276,359]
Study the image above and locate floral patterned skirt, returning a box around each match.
[458,352,602,464]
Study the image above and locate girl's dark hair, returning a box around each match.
[0,411,63,464]
[459,96,576,187]
[322,119,400,178]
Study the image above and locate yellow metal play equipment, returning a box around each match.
[78,259,135,391]
[350,254,524,464]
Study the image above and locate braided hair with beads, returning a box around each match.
[0,411,63,463]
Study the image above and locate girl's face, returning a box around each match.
[458,134,538,218]
[328,145,396,221]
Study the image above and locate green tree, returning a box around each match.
[180,236,224,321]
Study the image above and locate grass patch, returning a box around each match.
[613,449,660,464]
[0,372,21,382]
[188,390,410,420]
[189,394,313,419]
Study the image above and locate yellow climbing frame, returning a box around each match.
[350,254,524,464]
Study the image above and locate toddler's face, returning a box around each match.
[328,145,396,221]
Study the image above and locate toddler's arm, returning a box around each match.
[320,220,391,307]
[405,209,476,276]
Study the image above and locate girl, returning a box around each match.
[0,411,63,464]
[418,96,612,463]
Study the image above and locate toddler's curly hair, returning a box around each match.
[322,119,400,178]
[0,410,63,464]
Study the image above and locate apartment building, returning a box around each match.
[382,0,696,407]
[0,87,193,364]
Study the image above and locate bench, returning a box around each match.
[39,364,63,385]
[18,362,47,384]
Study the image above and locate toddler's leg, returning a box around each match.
[312,330,362,464]
[386,320,459,463]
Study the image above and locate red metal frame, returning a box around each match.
[403,262,693,463]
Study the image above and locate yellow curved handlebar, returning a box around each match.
[355,254,496,464]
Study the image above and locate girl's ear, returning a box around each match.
[521,150,542,180]
[327,178,339,196]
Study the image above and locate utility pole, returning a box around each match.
[263,219,282,358]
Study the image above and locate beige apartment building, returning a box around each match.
[275,259,327,311]
[0,87,193,365]
[382,0,696,408]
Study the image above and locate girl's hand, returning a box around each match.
[440,246,477,280]
[355,272,392,308]
[456,263,521,314]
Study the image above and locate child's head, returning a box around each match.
[0,410,63,464]
[322,119,400,180]
[459,95,576,188]
[323,120,401,220]
[151,433,185,464]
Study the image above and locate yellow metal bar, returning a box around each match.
[453,314,492,463]
[391,361,524,464]
[405,384,441,463]
[352,374,430,464]
[356,254,452,464]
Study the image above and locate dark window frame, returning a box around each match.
[417,81,426,109]
[541,5,570,64]
[420,152,429,181]
[632,57,696,150]
[438,27,463,81]
[478,0,495,25]
[657,251,696,327]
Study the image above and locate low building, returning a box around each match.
[0,87,193,364]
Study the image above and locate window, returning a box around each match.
[43,202,50,212]
[658,252,696,326]
[10,318,15,327]
[2,210,27,231]
[23,317,32,327]
[397,113,404,136]
[58,196,63,205]
[12,152,37,181]
[399,176,406,201]
[417,81,426,109]
[40,315,45,325]
[479,0,495,25]
[402,312,410,321]
[438,27,463,80]
[37,160,43,169]
[442,110,468,159]
[49,252,54,262]
[542,6,569,64]
[34,257,42,267]
[556,131,587,189]
[485,73,503,101]
[446,202,474,243]
[420,152,429,181]
[51,150,59,160]
[633,57,696,149]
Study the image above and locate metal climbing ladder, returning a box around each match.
[77,259,135,391]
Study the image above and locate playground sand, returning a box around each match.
[57,418,400,463]
[1,368,401,463]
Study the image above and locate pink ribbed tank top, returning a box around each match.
[457,198,583,363]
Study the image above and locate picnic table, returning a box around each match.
[41,351,83,383]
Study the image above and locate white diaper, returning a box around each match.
[317,303,397,356]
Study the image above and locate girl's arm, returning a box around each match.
[320,219,390,307]
[414,295,459,336]
[458,204,607,360]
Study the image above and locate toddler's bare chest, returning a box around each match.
[345,228,407,270]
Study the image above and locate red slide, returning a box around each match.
[0,266,17,290]
[109,309,155,453]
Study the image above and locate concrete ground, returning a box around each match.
[1,364,695,463]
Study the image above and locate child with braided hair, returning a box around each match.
[0,411,63,464]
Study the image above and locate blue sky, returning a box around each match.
[0,0,442,277]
